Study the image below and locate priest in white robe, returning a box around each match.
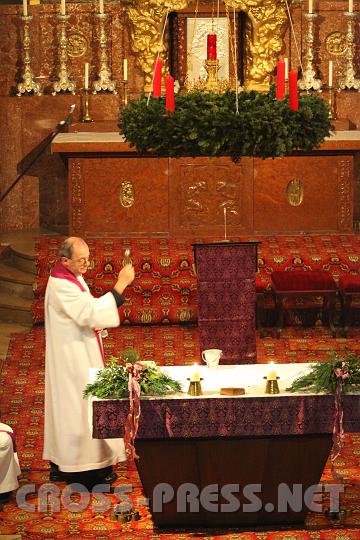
[0,422,21,503]
[43,237,135,489]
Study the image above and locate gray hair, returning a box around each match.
[58,239,74,259]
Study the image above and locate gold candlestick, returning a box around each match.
[298,13,322,92]
[93,13,117,94]
[17,15,42,96]
[264,376,280,394]
[52,14,76,95]
[328,86,337,120]
[187,378,203,396]
[123,80,128,107]
[205,59,220,92]
[81,88,93,122]
[338,12,360,90]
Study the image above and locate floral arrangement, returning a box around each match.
[83,349,182,399]
[287,352,360,394]
[119,87,332,162]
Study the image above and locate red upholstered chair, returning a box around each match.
[271,270,337,338]
[256,276,266,337]
[338,274,360,337]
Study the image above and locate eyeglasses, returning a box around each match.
[71,257,91,264]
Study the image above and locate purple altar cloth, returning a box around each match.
[92,394,360,440]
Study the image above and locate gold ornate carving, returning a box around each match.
[338,158,353,231]
[123,0,290,92]
[67,32,87,58]
[286,178,304,207]
[325,32,348,56]
[70,160,84,234]
[119,180,135,208]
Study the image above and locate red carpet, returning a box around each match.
[1,326,360,538]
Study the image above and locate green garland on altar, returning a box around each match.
[83,350,182,399]
[286,352,360,394]
[119,87,332,162]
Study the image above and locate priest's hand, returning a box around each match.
[114,263,135,294]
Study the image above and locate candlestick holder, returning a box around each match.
[81,88,93,122]
[327,86,337,120]
[17,15,43,96]
[264,376,280,394]
[204,59,220,92]
[298,14,322,92]
[52,14,76,95]
[338,12,360,91]
[93,13,117,94]
[123,80,128,107]
[187,378,203,396]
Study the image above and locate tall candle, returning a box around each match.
[23,0,28,16]
[308,0,313,13]
[289,70,299,110]
[349,0,353,12]
[275,58,285,100]
[207,34,217,60]
[165,74,175,113]
[284,57,289,81]
[99,0,104,14]
[84,62,89,89]
[328,60,333,87]
[60,0,66,15]
[267,362,277,381]
[153,57,162,98]
[123,58,128,81]
[191,363,201,382]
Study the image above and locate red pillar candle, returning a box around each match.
[153,57,163,98]
[275,58,285,100]
[165,74,175,113]
[289,70,299,111]
[207,34,217,60]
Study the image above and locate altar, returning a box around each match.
[91,363,360,528]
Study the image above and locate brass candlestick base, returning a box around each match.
[264,377,280,394]
[187,378,203,396]
[205,59,220,92]
[81,88,93,122]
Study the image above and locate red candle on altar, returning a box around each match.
[165,74,175,113]
[207,34,217,60]
[289,70,299,111]
[275,58,285,100]
[153,58,163,98]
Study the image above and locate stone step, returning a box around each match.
[0,261,34,299]
[7,246,37,274]
[0,289,33,324]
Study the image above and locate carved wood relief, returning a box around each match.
[337,158,353,231]
[70,159,84,234]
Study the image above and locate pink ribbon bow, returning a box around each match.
[123,362,143,460]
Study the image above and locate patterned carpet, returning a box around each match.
[1,325,360,539]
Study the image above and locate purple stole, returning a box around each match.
[51,263,105,364]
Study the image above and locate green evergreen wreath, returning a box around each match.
[119,87,332,162]
[287,352,360,394]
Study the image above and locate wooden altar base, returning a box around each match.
[135,434,333,528]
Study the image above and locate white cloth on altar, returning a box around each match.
[43,274,126,473]
[0,422,21,493]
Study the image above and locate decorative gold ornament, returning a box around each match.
[325,31,348,56]
[122,0,290,93]
[286,179,304,207]
[119,180,135,207]
[67,32,88,58]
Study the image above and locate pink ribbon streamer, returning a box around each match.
[123,362,142,460]
[331,362,349,463]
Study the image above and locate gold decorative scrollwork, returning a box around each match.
[286,178,304,207]
[119,180,135,208]
[122,0,290,92]
[67,33,88,58]
[325,32,348,56]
